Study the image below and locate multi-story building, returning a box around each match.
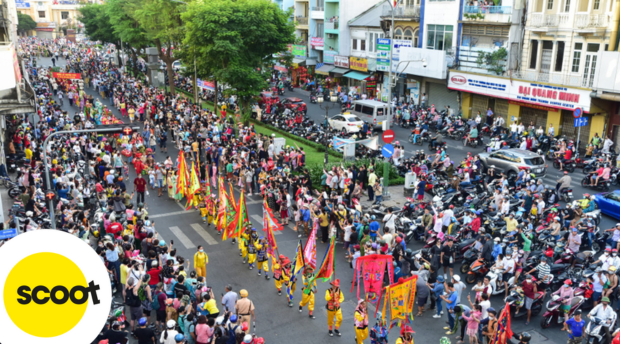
[15,0,91,39]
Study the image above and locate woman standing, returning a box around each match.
[460,305,482,344]
[354,299,369,344]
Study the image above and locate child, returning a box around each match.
[123,161,129,178]
[460,305,481,344]
[472,280,484,303]
[199,197,209,223]
[148,168,156,190]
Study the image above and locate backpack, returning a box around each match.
[151,291,163,310]
[226,324,238,344]
[178,314,187,334]
[125,288,141,307]
[138,283,147,302]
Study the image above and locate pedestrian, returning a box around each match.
[194,245,209,278]
[221,285,238,313]
[134,173,147,205]
[565,309,585,344]
[461,305,482,344]
[441,281,458,334]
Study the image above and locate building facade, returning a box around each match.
[15,0,92,39]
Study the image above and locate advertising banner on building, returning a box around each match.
[377,38,391,72]
[407,80,419,105]
[287,44,307,58]
[15,0,30,8]
[448,71,592,112]
[334,55,349,68]
[391,39,413,73]
[324,50,338,64]
[311,37,324,48]
[349,57,368,72]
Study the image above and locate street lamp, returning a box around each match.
[317,94,338,166]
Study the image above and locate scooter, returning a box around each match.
[504,285,545,318]
[585,314,617,344]
[486,268,516,295]
[540,294,584,328]
[581,176,612,192]
[466,258,489,284]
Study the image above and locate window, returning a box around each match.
[572,43,582,73]
[426,24,453,50]
[38,11,45,18]
[361,106,374,115]
[529,40,538,69]
[587,43,600,52]
[394,28,403,39]
[61,11,69,19]
[547,0,553,9]
[352,39,358,50]
[360,39,366,51]
[554,41,565,72]
[404,29,413,41]
[413,28,419,47]
[316,23,324,37]
[564,0,571,11]
[368,32,385,52]
[593,0,600,9]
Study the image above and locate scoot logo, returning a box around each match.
[0,231,111,344]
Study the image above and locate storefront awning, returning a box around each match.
[330,67,350,74]
[306,59,317,66]
[344,71,370,81]
[315,64,334,75]
[292,58,306,64]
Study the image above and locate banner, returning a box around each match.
[52,72,81,80]
[324,50,338,64]
[303,221,317,269]
[262,201,280,257]
[352,254,393,304]
[333,136,355,151]
[197,79,215,91]
[491,303,513,344]
[349,57,368,72]
[334,55,349,68]
[380,275,417,324]
[311,37,324,48]
[288,44,307,58]
[377,38,391,72]
[355,136,379,151]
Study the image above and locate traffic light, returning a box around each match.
[44,190,57,202]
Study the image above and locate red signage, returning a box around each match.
[451,75,466,85]
[508,100,558,112]
[382,129,395,144]
[52,72,81,80]
[518,86,580,104]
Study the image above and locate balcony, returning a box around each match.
[325,20,339,32]
[296,16,309,26]
[514,70,585,87]
[295,0,309,2]
[575,13,608,29]
[530,13,571,29]
[463,6,512,23]
[530,12,608,34]
[311,7,324,19]
[381,4,420,21]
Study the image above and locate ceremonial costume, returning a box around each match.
[256,238,270,279]
[395,326,415,344]
[247,229,259,269]
[325,279,344,336]
[285,261,295,307]
[273,255,289,295]
[240,228,250,263]
[299,268,317,318]
[354,300,369,344]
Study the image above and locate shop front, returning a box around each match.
[447,70,600,144]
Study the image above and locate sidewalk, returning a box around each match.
[358,185,411,210]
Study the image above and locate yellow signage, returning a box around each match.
[349,57,368,72]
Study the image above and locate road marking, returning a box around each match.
[190,223,219,245]
[250,214,282,235]
[169,226,196,249]
[151,210,197,219]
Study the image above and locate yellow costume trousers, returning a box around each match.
[327,309,342,329]
[257,261,269,272]
[299,292,315,311]
[241,247,248,258]
[355,328,369,344]
[275,279,284,291]
[200,208,209,218]
[288,282,296,301]
[248,253,257,264]
[196,266,206,278]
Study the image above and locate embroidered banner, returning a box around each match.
[352,254,393,304]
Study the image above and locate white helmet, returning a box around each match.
[243,335,253,343]
[25,211,34,217]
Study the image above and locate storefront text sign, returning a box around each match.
[52,72,81,80]
[324,50,338,64]
[448,71,592,112]
[334,55,349,68]
[349,57,368,72]
[377,38,391,72]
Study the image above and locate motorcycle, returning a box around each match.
[580,176,612,192]
[559,188,574,203]
[466,258,490,284]
[504,285,545,318]
[540,294,585,328]
[486,268,516,295]
[553,157,576,173]
[585,314,617,344]
[310,93,318,104]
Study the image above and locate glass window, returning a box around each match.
[426,25,453,50]
[529,40,538,69]
[352,39,358,50]
[404,29,413,40]
[554,41,565,72]
[316,23,324,37]
[547,0,553,9]
[61,11,69,19]
[38,11,45,18]
[564,0,571,11]
[572,43,582,73]
[361,106,374,115]
[361,39,366,51]
[587,43,600,52]
[354,104,363,112]
[593,0,600,9]
[524,157,545,166]
[413,29,419,48]
[606,193,620,202]
[348,116,362,122]
[395,28,403,39]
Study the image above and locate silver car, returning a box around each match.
[478,148,547,178]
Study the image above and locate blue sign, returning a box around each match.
[382,144,394,158]
[573,107,583,118]
[574,117,588,127]
[0,228,18,240]
[15,0,30,8]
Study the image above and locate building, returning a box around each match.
[591,51,620,152]
[15,0,90,39]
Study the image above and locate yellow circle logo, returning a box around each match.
[4,253,89,337]
[0,231,111,344]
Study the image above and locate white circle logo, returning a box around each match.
[0,231,112,343]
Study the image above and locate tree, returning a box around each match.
[132,0,186,95]
[17,13,37,35]
[79,4,119,44]
[183,0,295,112]
[105,0,150,76]
[476,47,508,75]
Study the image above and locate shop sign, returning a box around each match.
[287,44,307,58]
[448,71,592,112]
[407,81,420,105]
[508,100,558,112]
[311,37,324,48]
[377,38,391,72]
[349,57,368,72]
[324,50,338,64]
[391,39,413,73]
[15,0,30,8]
[334,55,349,68]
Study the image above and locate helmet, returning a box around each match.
[175,334,185,343]
[230,315,238,323]
[564,279,573,285]
[244,334,253,343]
[138,317,147,326]
[240,289,248,297]
[521,332,531,343]
[610,266,617,273]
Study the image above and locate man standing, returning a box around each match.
[486,107,494,126]
[326,279,344,336]
[519,274,537,326]
[441,237,455,280]
[193,246,208,278]
[565,309,585,344]
[134,317,156,344]
[367,168,377,202]
[235,289,255,327]
[299,267,317,319]
[441,282,458,334]
[134,173,147,204]
[221,285,238,313]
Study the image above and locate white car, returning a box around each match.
[328,114,364,133]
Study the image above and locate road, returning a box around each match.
[28,56,616,344]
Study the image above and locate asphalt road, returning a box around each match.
[27,56,618,344]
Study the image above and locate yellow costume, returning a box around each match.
[299,271,317,317]
[325,281,344,335]
[256,241,270,277]
[240,231,250,262]
[194,250,208,278]
[199,200,209,223]
[273,255,289,294]
[247,231,258,268]
[354,301,369,344]
[395,336,414,344]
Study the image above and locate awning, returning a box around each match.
[344,71,370,80]
[292,58,306,64]
[315,64,335,75]
[306,59,317,66]
[330,67,350,74]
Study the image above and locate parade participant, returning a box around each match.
[395,325,415,344]
[285,259,296,307]
[354,299,369,344]
[247,228,259,270]
[273,255,290,295]
[326,279,345,337]
[299,266,317,318]
[255,237,270,279]
[194,245,209,278]
[240,226,251,263]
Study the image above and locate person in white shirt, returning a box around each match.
[442,207,454,230]
[383,208,397,234]
[588,297,616,343]
[603,136,614,154]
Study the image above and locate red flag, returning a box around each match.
[491,302,513,344]
[303,221,317,269]
[314,237,336,282]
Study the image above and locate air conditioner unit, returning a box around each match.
[327,33,336,39]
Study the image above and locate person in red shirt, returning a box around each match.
[470,211,481,234]
[519,275,538,325]
[134,174,147,204]
[559,148,572,171]
[147,260,162,288]
[106,221,123,238]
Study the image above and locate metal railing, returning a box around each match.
[311,6,324,11]
[325,21,339,30]
[381,4,421,18]
[575,13,608,28]
[463,5,512,14]
[296,16,309,25]
[513,70,584,87]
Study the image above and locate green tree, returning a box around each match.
[17,13,37,35]
[183,0,295,112]
[79,4,119,44]
[105,0,150,75]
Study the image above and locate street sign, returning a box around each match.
[574,117,588,127]
[573,107,583,118]
[382,129,395,144]
[382,144,394,158]
[0,228,18,240]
